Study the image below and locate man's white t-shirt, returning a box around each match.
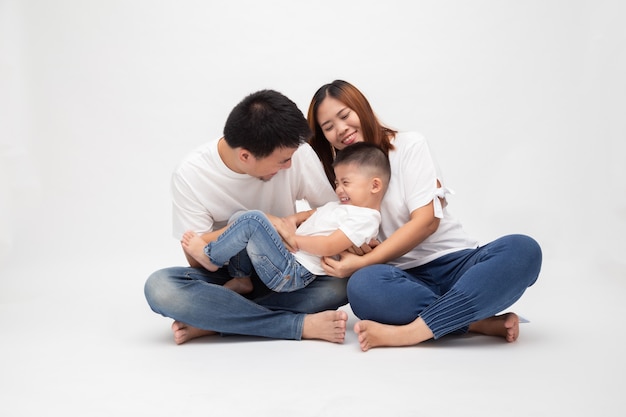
[381,132,479,269]
[171,138,338,239]
[295,202,381,275]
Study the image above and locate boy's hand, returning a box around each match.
[321,251,364,278]
[347,238,380,256]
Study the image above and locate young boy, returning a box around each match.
[181,142,390,294]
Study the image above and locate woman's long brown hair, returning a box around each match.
[307,80,397,186]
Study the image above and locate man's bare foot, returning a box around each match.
[353,317,434,352]
[181,231,219,272]
[223,277,253,295]
[302,310,348,343]
[171,321,217,345]
[469,312,520,342]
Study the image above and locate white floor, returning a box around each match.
[1,252,624,417]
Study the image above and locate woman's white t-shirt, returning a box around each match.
[381,132,479,269]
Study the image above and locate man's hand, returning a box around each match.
[266,213,298,252]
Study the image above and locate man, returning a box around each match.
[144,89,349,344]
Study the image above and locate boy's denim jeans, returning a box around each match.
[207,210,316,292]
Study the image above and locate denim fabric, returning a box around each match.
[144,266,348,340]
[207,210,316,292]
[347,234,542,339]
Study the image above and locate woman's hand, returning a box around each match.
[322,238,380,277]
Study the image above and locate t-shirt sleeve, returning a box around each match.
[293,144,338,209]
[337,206,381,246]
[400,134,441,215]
[171,170,214,239]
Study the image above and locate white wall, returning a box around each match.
[1,0,624,298]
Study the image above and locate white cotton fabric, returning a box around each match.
[381,132,479,269]
[171,138,338,239]
[295,202,381,275]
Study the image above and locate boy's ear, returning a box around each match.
[371,177,383,194]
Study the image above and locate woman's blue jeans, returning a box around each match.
[207,210,316,292]
[144,267,347,340]
[347,234,542,339]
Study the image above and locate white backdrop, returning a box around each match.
[1,0,624,295]
[2,2,626,416]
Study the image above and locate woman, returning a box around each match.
[307,80,542,351]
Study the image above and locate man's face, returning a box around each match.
[244,146,296,181]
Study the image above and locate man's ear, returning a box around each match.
[238,148,252,163]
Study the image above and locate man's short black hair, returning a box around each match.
[223,90,312,158]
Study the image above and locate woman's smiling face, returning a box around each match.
[316,96,363,150]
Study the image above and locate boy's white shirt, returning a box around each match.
[294,202,381,275]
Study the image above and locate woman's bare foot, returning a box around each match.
[181,231,219,272]
[353,317,434,352]
[302,310,349,343]
[223,277,254,295]
[469,312,520,342]
[171,321,217,345]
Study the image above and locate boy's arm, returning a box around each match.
[295,229,354,257]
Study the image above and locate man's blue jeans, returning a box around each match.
[144,266,347,340]
[207,210,316,292]
[347,234,542,339]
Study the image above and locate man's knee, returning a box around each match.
[307,276,349,311]
[144,268,175,313]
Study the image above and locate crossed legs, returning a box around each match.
[353,313,520,352]
[172,310,349,345]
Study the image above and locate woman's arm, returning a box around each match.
[321,201,440,277]
[365,201,440,264]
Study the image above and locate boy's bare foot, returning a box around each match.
[469,312,520,342]
[171,321,217,345]
[181,231,219,272]
[302,310,348,343]
[223,277,254,295]
[353,317,434,352]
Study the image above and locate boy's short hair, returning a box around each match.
[223,90,312,158]
[332,142,391,186]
